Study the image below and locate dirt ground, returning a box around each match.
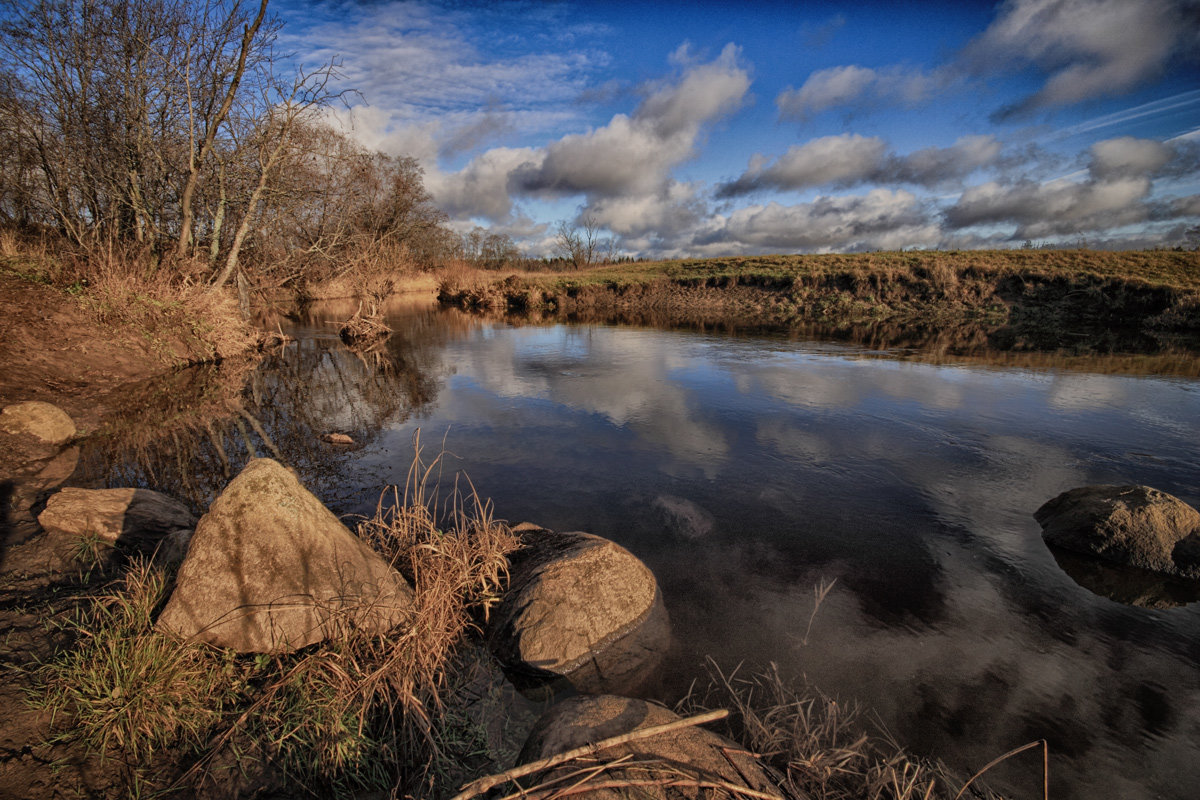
[0,271,194,431]
[0,272,219,800]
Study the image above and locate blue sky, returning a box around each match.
[280,0,1200,257]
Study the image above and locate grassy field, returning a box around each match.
[501,250,1200,291]
[438,250,1200,339]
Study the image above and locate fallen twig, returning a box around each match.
[449,709,731,800]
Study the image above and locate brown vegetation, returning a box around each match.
[438,249,1200,348]
[0,0,457,303]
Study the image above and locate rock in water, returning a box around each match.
[39,487,196,560]
[1035,485,1200,579]
[157,458,413,652]
[488,525,669,694]
[2,401,79,525]
[519,694,782,800]
[0,401,75,455]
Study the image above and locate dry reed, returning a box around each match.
[679,660,1015,800]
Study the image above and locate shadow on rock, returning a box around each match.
[489,524,672,697]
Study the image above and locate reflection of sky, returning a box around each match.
[342,317,1200,800]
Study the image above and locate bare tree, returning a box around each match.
[174,0,270,260]
[210,60,342,290]
[555,215,615,268]
[0,0,456,288]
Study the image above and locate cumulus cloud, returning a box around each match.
[776,65,948,119]
[966,0,1194,117]
[944,136,1200,238]
[419,44,750,227]
[776,1,1198,119]
[513,44,750,198]
[427,146,544,220]
[584,181,706,239]
[718,134,1002,197]
[700,190,941,253]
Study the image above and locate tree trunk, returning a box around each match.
[175,0,268,261]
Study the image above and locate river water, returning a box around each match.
[78,297,1200,799]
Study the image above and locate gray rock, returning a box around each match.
[489,525,670,694]
[1035,485,1200,579]
[157,458,413,653]
[519,694,781,800]
[39,487,196,558]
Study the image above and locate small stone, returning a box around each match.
[0,401,76,447]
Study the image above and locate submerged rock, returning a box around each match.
[157,458,413,653]
[1035,485,1200,580]
[1048,545,1200,609]
[39,487,196,562]
[0,401,75,456]
[488,524,670,694]
[2,402,79,532]
[519,694,782,800]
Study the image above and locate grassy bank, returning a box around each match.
[31,447,521,798]
[438,250,1200,339]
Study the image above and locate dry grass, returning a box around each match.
[34,436,522,798]
[65,244,259,363]
[0,234,259,364]
[679,661,1015,800]
[440,249,1200,335]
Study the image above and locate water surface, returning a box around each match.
[77,298,1200,800]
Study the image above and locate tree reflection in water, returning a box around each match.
[74,300,476,513]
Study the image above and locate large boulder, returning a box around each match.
[157,458,413,653]
[38,487,196,562]
[518,694,782,800]
[1035,485,1200,579]
[488,524,670,694]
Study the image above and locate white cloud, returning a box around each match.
[776,65,876,117]
[420,44,750,226]
[427,146,545,220]
[719,135,1002,196]
[967,0,1191,117]
[584,181,705,239]
[776,1,1197,120]
[702,190,941,253]
[945,136,1200,238]
[514,44,750,198]
[1089,136,1175,180]
[776,65,948,119]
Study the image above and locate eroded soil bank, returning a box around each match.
[0,271,260,431]
[439,250,1200,351]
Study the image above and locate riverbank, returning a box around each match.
[438,250,1200,346]
[0,264,260,431]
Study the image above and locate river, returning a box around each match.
[77,296,1200,800]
